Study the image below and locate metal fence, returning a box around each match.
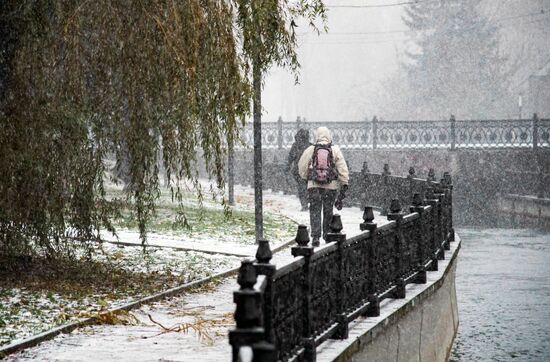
[229,169,454,361]
[238,115,550,149]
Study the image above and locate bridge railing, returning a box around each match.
[237,115,550,150]
[229,170,454,361]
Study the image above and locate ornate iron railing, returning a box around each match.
[229,169,454,361]
[237,115,550,150]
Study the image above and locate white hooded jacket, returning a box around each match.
[297,127,349,190]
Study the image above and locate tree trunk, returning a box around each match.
[253,58,263,241]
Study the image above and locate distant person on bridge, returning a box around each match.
[298,127,349,245]
[286,128,311,211]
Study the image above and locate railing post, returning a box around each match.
[362,161,370,174]
[533,113,539,150]
[410,193,427,284]
[326,214,348,340]
[383,163,391,176]
[360,162,370,207]
[433,181,448,253]
[408,166,416,204]
[254,239,276,345]
[229,260,265,362]
[252,341,277,362]
[450,115,456,151]
[296,116,302,130]
[387,199,406,299]
[407,166,415,179]
[533,114,545,198]
[427,168,436,182]
[372,116,378,150]
[291,225,316,361]
[381,163,391,216]
[277,116,283,150]
[424,187,439,271]
[433,183,446,260]
[443,172,455,242]
[360,206,380,317]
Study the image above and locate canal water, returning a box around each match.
[450,228,550,361]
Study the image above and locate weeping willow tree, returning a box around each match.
[0,1,326,259]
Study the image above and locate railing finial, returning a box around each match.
[360,206,377,231]
[408,166,416,179]
[363,206,375,223]
[295,224,310,247]
[383,163,391,176]
[237,259,257,290]
[362,161,370,174]
[425,186,436,200]
[412,192,423,207]
[329,214,343,234]
[443,172,452,185]
[256,239,273,264]
[390,198,402,214]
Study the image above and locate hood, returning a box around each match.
[315,127,332,145]
[295,128,310,142]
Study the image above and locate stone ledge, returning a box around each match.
[498,193,550,229]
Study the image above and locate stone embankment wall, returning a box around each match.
[318,237,461,362]
[497,194,550,229]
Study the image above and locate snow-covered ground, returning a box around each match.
[1,183,299,348]
[0,244,241,347]
[100,183,299,257]
[103,182,384,258]
[6,184,385,361]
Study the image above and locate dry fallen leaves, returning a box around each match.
[78,310,140,326]
[145,312,234,345]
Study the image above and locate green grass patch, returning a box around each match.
[107,187,296,245]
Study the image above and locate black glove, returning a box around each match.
[340,184,348,198]
[334,185,348,210]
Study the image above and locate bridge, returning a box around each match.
[238,115,550,150]
[230,116,550,226]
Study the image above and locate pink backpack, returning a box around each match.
[310,144,337,184]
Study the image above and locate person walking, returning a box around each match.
[298,127,349,245]
[286,128,311,211]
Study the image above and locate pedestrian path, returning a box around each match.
[97,183,382,258]
[11,187,385,361]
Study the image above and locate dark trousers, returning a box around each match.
[308,188,337,240]
[293,174,308,208]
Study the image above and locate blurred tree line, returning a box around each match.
[402,0,511,119]
[374,0,521,120]
[0,0,325,260]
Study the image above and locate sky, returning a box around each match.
[261,0,550,122]
[262,0,407,123]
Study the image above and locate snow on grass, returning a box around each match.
[0,183,300,348]
[105,186,296,246]
[0,243,240,347]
